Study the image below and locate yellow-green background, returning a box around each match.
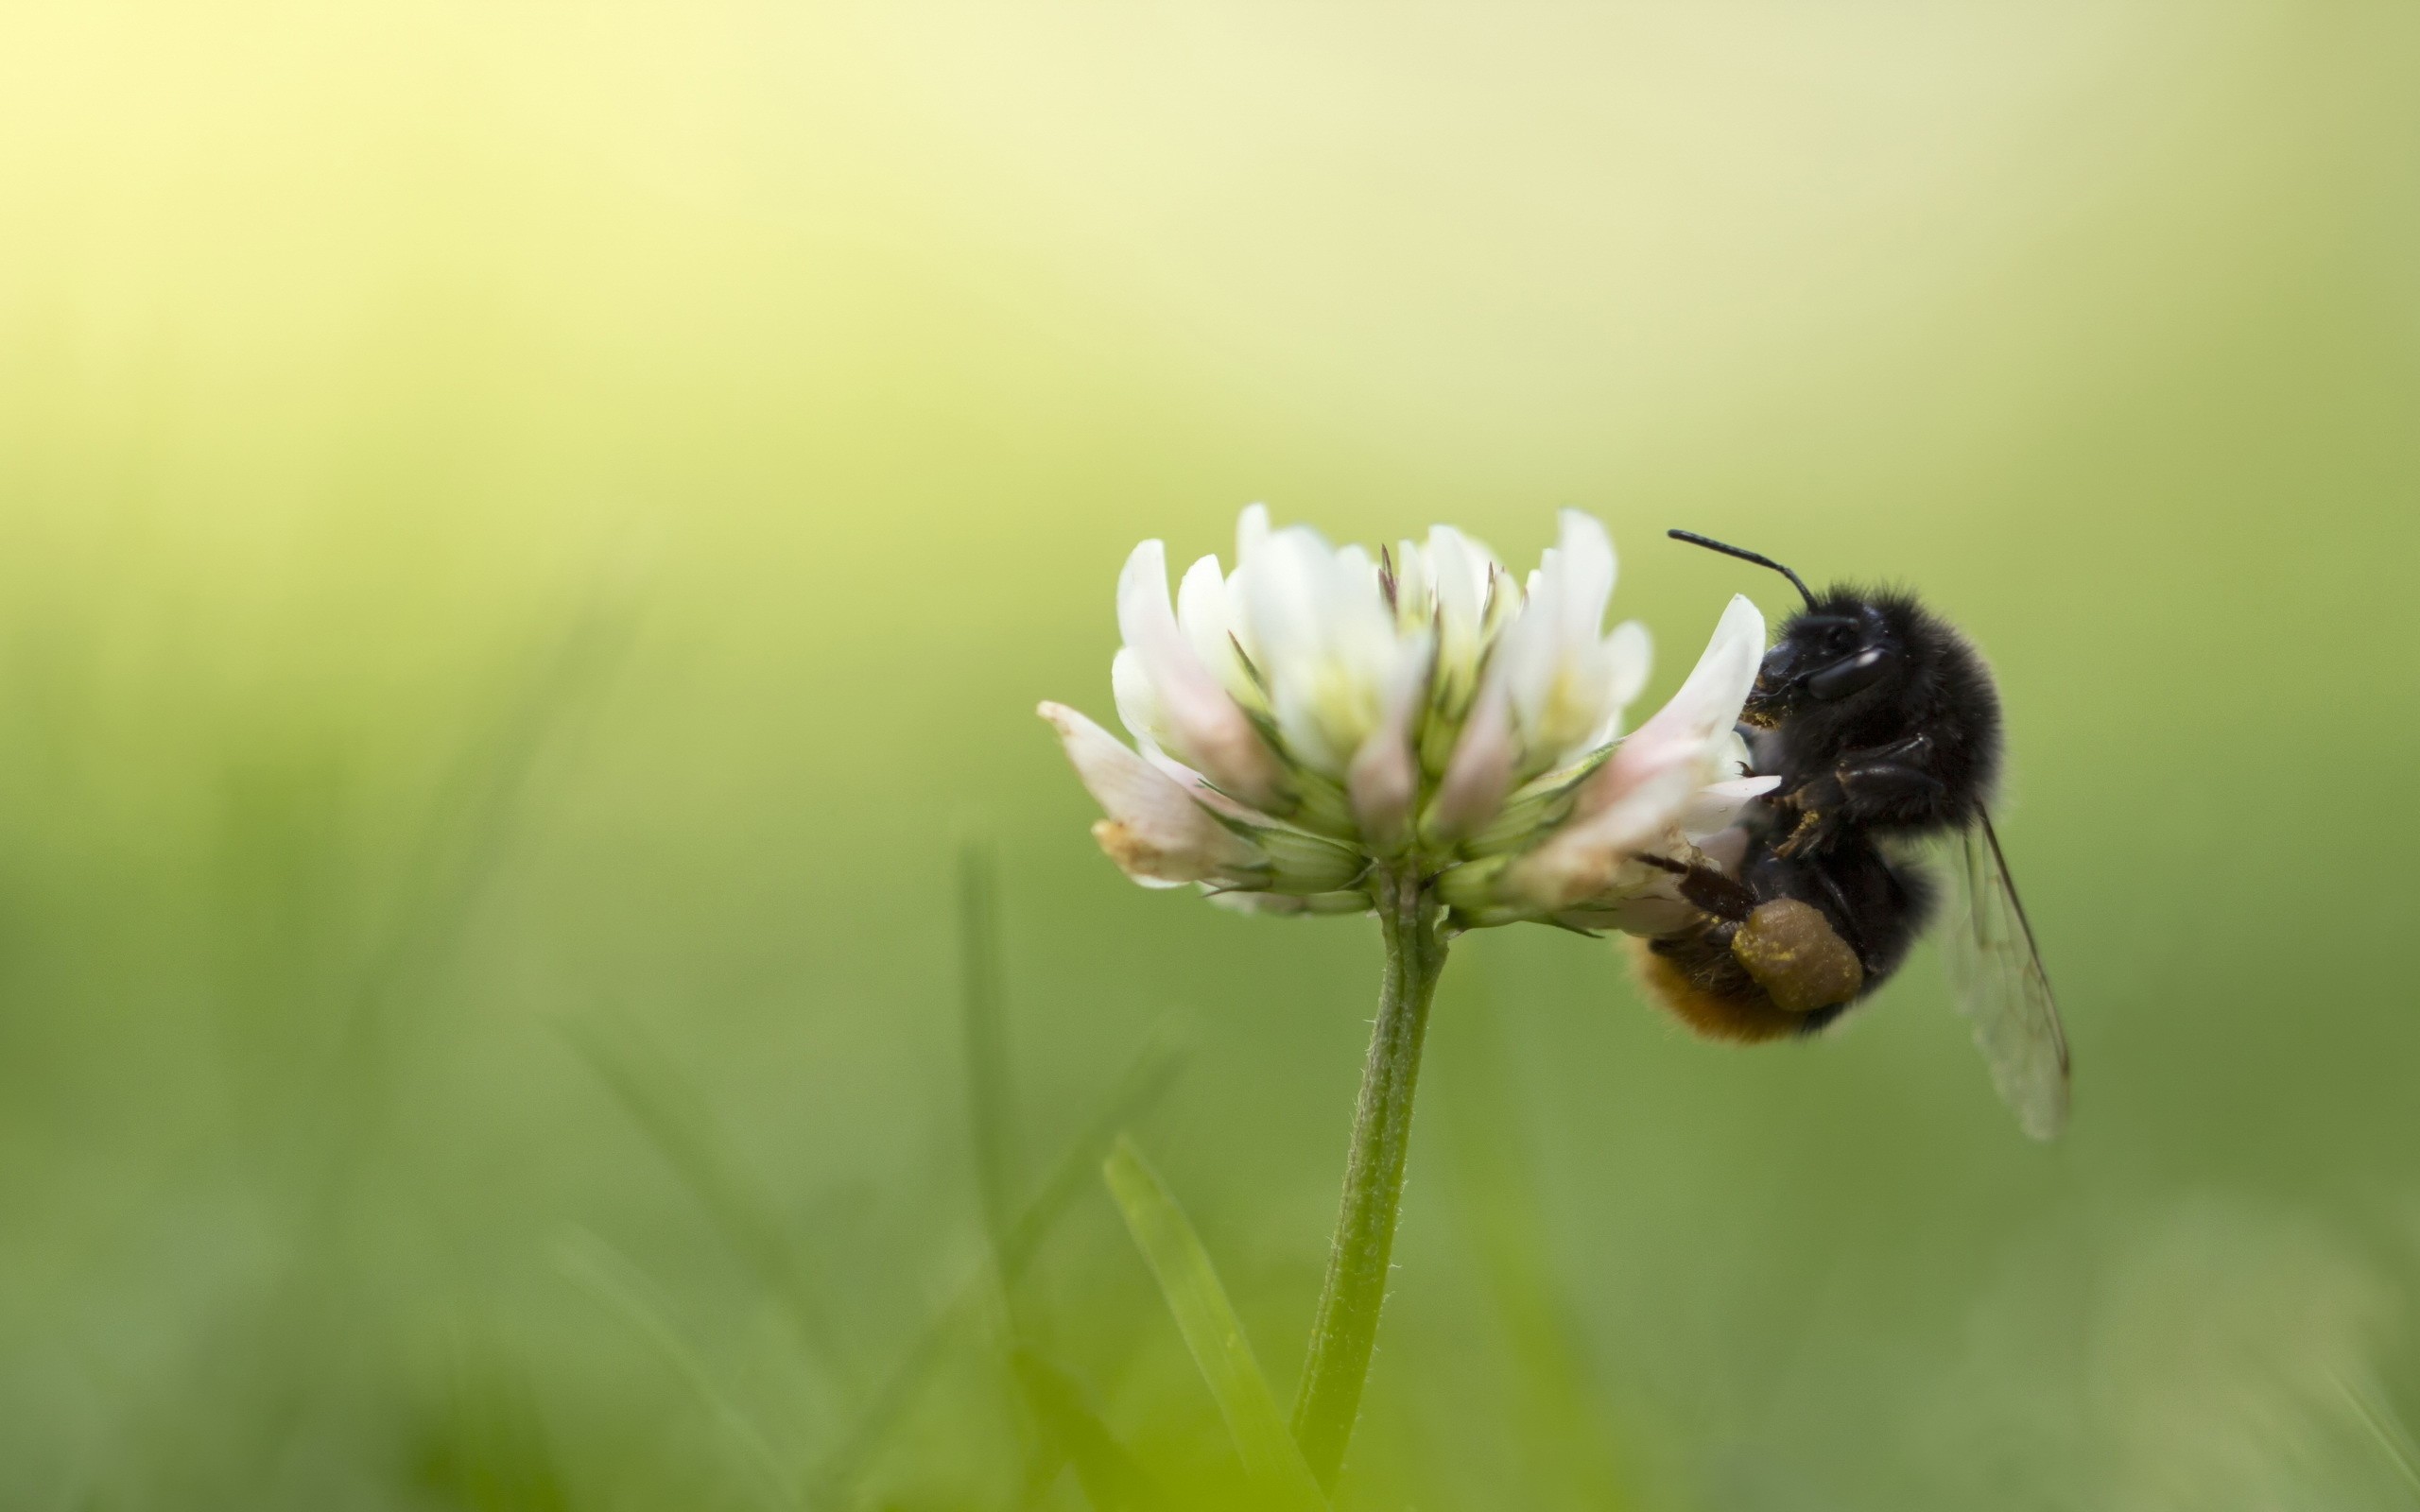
[6,2,2418,1507]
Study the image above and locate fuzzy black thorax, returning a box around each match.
[1748,585,2002,836]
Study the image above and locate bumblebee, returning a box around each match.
[1633,530,2070,1140]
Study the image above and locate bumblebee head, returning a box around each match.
[1744,596,1905,725]
[1664,530,1910,727]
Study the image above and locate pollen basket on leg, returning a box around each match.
[1730,899,1864,1014]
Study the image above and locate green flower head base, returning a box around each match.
[1040,506,1776,934]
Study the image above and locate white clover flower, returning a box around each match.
[1041,505,1778,935]
[1040,505,1798,1481]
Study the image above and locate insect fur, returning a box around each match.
[1634,530,2069,1138]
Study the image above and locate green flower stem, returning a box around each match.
[1290,860,1449,1488]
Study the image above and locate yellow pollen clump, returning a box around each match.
[1729,898,1864,1013]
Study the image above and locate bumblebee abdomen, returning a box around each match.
[1627,935,1809,1043]
[1627,897,1869,1043]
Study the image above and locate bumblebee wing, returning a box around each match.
[1943,816,2070,1141]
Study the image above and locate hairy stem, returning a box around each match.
[1290,862,1449,1488]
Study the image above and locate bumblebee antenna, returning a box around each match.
[1667,529,1818,610]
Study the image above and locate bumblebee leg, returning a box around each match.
[1834,761,1947,806]
[1729,899,1864,1014]
[1809,868,1873,960]
[1776,758,1949,857]
[1632,853,1755,922]
[1772,807,1828,859]
[1784,737,1932,814]
[1844,732,1933,765]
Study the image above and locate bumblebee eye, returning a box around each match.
[1806,644,1893,701]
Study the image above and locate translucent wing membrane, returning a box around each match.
[1943,816,2070,1141]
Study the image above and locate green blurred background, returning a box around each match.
[5,1,2420,1506]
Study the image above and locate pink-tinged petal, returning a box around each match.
[1676,774,1781,840]
[1111,647,1167,754]
[1345,730,1416,850]
[1425,524,1495,689]
[1630,593,1764,751]
[1176,553,1258,705]
[1039,702,1264,886]
[1582,594,1765,816]
[1583,619,1655,749]
[1115,541,1288,807]
[1115,539,1175,648]
[1236,503,1271,567]
[1696,826,1751,873]
[1243,524,1394,775]
[1504,759,1702,910]
[1139,747,1263,821]
[1493,511,1627,770]
[1426,667,1515,840]
[1558,896,1698,936]
[1552,510,1616,648]
[1346,631,1432,850]
[1388,538,1434,633]
[1602,620,1652,711]
[1493,583,1560,752]
[1207,888,1370,918]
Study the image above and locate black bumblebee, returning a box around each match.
[1632,530,2069,1140]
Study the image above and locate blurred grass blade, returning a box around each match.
[1000,1023,1186,1280]
[555,1228,808,1511]
[311,597,637,1204]
[343,595,635,1054]
[1437,964,1633,1507]
[957,836,1053,1486]
[959,837,1024,1259]
[1011,1349,1160,1511]
[2337,1375,2420,1493]
[1103,1135,1325,1509]
[431,1324,575,1512]
[556,1011,853,1386]
[814,1033,1187,1498]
